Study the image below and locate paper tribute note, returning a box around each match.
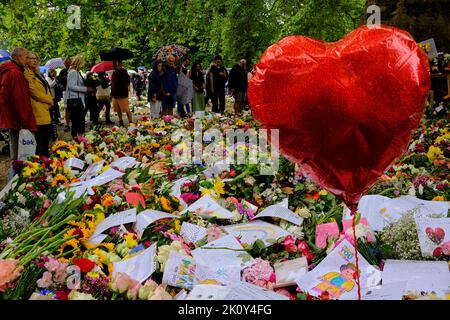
[135,210,180,237]
[363,281,408,300]
[255,204,303,226]
[296,239,379,300]
[223,220,290,247]
[162,251,195,290]
[181,194,235,220]
[225,282,289,300]
[91,208,137,238]
[382,260,450,292]
[78,160,104,181]
[194,263,241,286]
[274,257,308,288]
[64,157,85,170]
[415,217,450,257]
[186,284,230,300]
[191,234,254,269]
[110,157,137,171]
[343,195,390,231]
[112,244,157,283]
[180,222,207,244]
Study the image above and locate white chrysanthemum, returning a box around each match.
[287,225,304,240]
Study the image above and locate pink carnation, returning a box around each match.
[207,226,223,243]
[242,258,276,289]
[180,193,200,205]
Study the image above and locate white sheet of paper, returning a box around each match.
[186,284,230,300]
[223,220,290,247]
[203,161,230,178]
[382,260,450,291]
[194,263,241,286]
[296,239,378,300]
[135,210,180,237]
[174,289,188,300]
[0,175,18,201]
[255,205,303,226]
[225,282,289,300]
[88,234,108,246]
[112,244,156,283]
[82,168,124,188]
[278,198,289,208]
[64,157,85,170]
[181,194,235,219]
[191,234,254,269]
[363,281,408,300]
[415,217,450,257]
[180,222,207,244]
[274,257,308,288]
[110,157,137,171]
[91,208,136,237]
[162,251,195,290]
[171,175,198,210]
[343,195,391,231]
[79,160,104,181]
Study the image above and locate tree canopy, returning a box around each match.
[0,0,375,69]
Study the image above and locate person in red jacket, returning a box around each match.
[0,47,37,180]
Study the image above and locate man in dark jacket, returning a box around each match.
[228,59,248,115]
[209,55,228,113]
[148,60,167,118]
[0,47,37,180]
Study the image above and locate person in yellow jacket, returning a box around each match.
[24,52,53,157]
[312,263,356,299]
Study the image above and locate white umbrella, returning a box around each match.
[45,57,65,70]
[127,69,137,74]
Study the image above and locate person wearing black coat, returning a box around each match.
[148,60,167,118]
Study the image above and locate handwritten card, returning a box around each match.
[125,192,146,208]
[343,195,390,231]
[180,222,207,245]
[382,260,450,291]
[162,251,195,290]
[186,284,230,300]
[135,210,180,237]
[225,282,289,300]
[274,257,308,288]
[223,220,290,247]
[255,205,303,226]
[91,208,136,237]
[64,157,85,170]
[181,194,235,220]
[415,217,450,257]
[363,281,408,300]
[79,160,104,181]
[112,244,156,283]
[110,157,137,171]
[191,234,254,269]
[194,263,241,286]
[315,218,372,249]
[296,239,378,300]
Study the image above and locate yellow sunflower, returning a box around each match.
[51,173,69,187]
[161,196,172,212]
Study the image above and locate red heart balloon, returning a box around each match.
[248,25,430,209]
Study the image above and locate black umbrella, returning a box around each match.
[100,48,134,61]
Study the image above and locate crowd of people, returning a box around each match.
[0,47,251,178]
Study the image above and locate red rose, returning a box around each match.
[144,241,152,248]
[433,246,443,257]
[286,243,298,253]
[164,144,173,151]
[73,258,96,273]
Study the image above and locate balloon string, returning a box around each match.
[351,208,361,300]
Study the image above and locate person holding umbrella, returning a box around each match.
[111,60,132,126]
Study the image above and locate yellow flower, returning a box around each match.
[22,162,40,177]
[436,132,450,145]
[432,196,444,201]
[161,197,172,212]
[174,220,181,232]
[318,190,328,196]
[124,233,139,248]
[201,188,211,196]
[427,146,443,162]
[51,173,69,187]
[213,177,225,197]
[58,238,80,260]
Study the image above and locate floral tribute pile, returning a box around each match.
[0,102,449,301]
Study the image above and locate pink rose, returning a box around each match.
[43,198,52,209]
[285,243,298,253]
[281,235,294,247]
[111,272,137,294]
[127,282,142,300]
[37,271,53,288]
